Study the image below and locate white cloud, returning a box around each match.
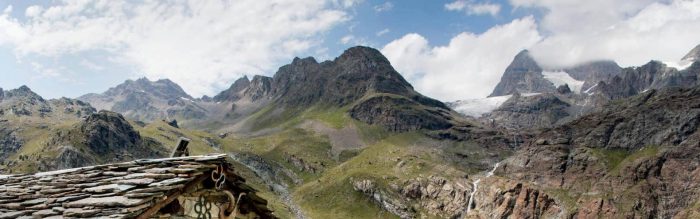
[382,17,541,101]
[512,0,700,67]
[374,2,393,12]
[0,0,351,97]
[376,28,390,36]
[24,5,42,17]
[445,0,501,16]
[333,0,364,8]
[381,0,700,101]
[340,35,355,44]
[30,62,61,79]
[3,5,12,14]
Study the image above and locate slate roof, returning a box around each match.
[0,154,273,219]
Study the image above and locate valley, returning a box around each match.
[1,45,700,218]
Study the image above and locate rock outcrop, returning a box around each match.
[34,110,166,171]
[0,127,22,165]
[470,178,565,218]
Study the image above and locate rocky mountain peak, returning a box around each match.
[510,50,540,71]
[4,85,45,103]
[213,76,251,102]
[489,50,552,97]
[335,46,391,67]
[681,43,700,65]
[78,110,144,155]
[105,77,192,100]
[292,57,319,66]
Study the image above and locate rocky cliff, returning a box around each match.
[494,86,700,218]
[488,93,572,130]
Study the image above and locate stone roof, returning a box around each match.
[0,154,274,218]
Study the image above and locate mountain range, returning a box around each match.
[1,44,700,218]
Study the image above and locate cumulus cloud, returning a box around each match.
[383,0,700,101]
[445,0,501,16]
[0,0,350,97]
[512,0,700,67]
[382,17,541,101]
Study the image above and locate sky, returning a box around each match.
[0,0,699,101]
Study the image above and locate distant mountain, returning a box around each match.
[489,50,554,97]
[0,85,95,119]
[79,78,207,123]
[454,45,700,130]
[489,50,622,97]
[0,85,219,174]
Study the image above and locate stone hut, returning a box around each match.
[0,154,276,218]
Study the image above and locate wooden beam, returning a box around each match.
[170,137,191,157]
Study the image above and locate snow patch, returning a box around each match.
[542,71,585,93]
[451,93,540,117]
[451,96,511,117]
[180,96,195,102]
[584,83,598,94]
[663,61,692,70]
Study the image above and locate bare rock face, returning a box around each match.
[488,93,571,130]
[490,50,555,97]
[244,75,273,101]
[565,60,622,91]
[352,175,484,219]
[349,95,455,132]
[213,76,250,102]
[499,86,700,218]
[470,178,564,218]
[556,84,572,94]
[0,127,23,164]
[399,176,473,218]
[351,179,415,219]
[681,43,700,65]
[33,110,166,171]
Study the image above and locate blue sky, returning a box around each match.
[0,0,699,101]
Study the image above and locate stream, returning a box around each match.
[466,162,501,213]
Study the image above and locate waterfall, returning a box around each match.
[466,162,501,213]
